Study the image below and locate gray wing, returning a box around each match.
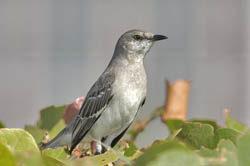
[70,72,114,153]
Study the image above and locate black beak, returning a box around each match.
[152,35,168,41]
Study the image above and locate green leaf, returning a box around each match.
[237,134,250,166]
[124,141,137,157]
[75,151,120,166]
[15,151,44,166]
[0,142,15,166]
[199,147,220,158]
[37,105,66,131]
[177,122,216,149]
[49,120,66,139]
[215,128,240,145]
[191,119,219,130]
[167,128,182,141]
[100,140,132,165]
[14,151,65,166]
[135,140,204,166]
[25,125,46,144]
[42,147,68,162]
[128,150,143,161]
[0,121,5,128]
[225,111,248,134]
[166,119,183,133]
[217,139,237,152]
[42,156,65,166]
[0,128,40,154]
[199,139,238,166]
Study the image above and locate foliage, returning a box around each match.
[0,121,5,128]
[37,105,66,131]
[0,104,250,166]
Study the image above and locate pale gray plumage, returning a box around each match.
[42,29,167,154]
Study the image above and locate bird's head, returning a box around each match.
[115,29,167,59]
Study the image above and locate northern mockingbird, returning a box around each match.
[42,29,167,154]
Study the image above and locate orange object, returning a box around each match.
[162,80,191,121]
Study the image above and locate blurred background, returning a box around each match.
[0,0,250,147]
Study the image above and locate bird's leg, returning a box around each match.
[101,145,107,153]
[64,146,71,154]
[95,142,103,155]
[100,136,108,153]
[92,137,111,155]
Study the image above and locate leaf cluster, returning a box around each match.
[0,105,250,166]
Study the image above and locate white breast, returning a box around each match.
[89,61,147,139]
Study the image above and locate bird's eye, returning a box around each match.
[133,35,143,41]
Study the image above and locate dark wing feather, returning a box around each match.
[70,72,114,154]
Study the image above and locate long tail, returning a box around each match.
[41,128,70,149]
[41,121,75,150]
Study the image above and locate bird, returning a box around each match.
[42,29,167,154]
